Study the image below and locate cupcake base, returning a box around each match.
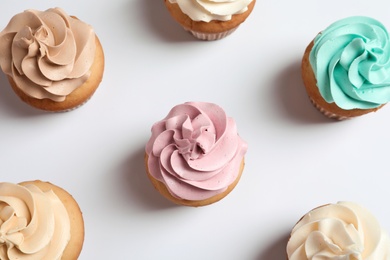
[302,41,384,120]
[8,36,105,112]
[164,0,256,41]
[145,154,245,207]
[19,180,85,260]
[188,27,239,41]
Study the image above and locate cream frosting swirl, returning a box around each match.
[168,0,253,22]
[145,102,247,201]
[0,8,96,102]
[310,16,390,110]
[0,183,70,260]
[287,202,390,260]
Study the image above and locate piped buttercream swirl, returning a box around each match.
[310,16,390,110]
[287,202,390,260]
[169,0,253,22]
[0,182,70,260]
[145,102,247,201]
[0,8,96,102]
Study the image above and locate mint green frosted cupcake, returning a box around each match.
[302,16,390,119]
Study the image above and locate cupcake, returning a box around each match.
[287,201,390,259]
[302,16,390,120]
[164,0,256,41]
[145,102,248,207]
[0,180,84,260]
[0,7,105,112]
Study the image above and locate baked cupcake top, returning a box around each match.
[145,102,247,201]
[168,0,253,22]
[287,201,390,259]
[309,16,390,110]
[0,182,70,259]
[0,7,96,102]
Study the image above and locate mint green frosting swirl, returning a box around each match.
[310,16,390,109]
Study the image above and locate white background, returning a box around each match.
[0,0,390,259]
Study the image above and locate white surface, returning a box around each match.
[0,0,390,259]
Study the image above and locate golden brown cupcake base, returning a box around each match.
[19,180,84,260]
[8,36,105,112]
[164,0,256,40]
[302,41,383,120]
[145,154,245,207]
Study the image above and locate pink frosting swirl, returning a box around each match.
[145,102,248,201]
[0,8,96,102]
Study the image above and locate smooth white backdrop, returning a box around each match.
[0,0,390,259]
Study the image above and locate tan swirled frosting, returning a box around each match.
[287,202,390,260]
[0,183,70,260]
[0,7,96,102]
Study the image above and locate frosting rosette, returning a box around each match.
[287,202,390,260]
[168,0,253,22]
[310,16,390,109]
[0,183,70,260]
[145,102,247,201]
[0,7,96,102]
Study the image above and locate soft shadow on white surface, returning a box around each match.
[118,145,178,210]
[0,72,46,117]
[274,59,334,124]
[138,0,197,42]
[256,233,289,260]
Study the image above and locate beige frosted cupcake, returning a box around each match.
[145,102,248,207]
[0,8,105,112]
[0,180,84,260]
[302,16,390,120]
[287,202,390,259]
[164,0,256,40]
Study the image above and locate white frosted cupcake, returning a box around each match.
[287,202,390,259]
[164,0,256,40]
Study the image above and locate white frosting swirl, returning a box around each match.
[287,202,390,260]
[169,0,253,22]
[0,183,70,260]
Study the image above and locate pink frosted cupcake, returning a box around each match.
[145,102,247,207]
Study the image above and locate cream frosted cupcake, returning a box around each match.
[164,0,256,40]
[302,16,390,119]
[287,202,390,259]
[145,102,248,207]
[0,7,104,112]
[0,181,84,260]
